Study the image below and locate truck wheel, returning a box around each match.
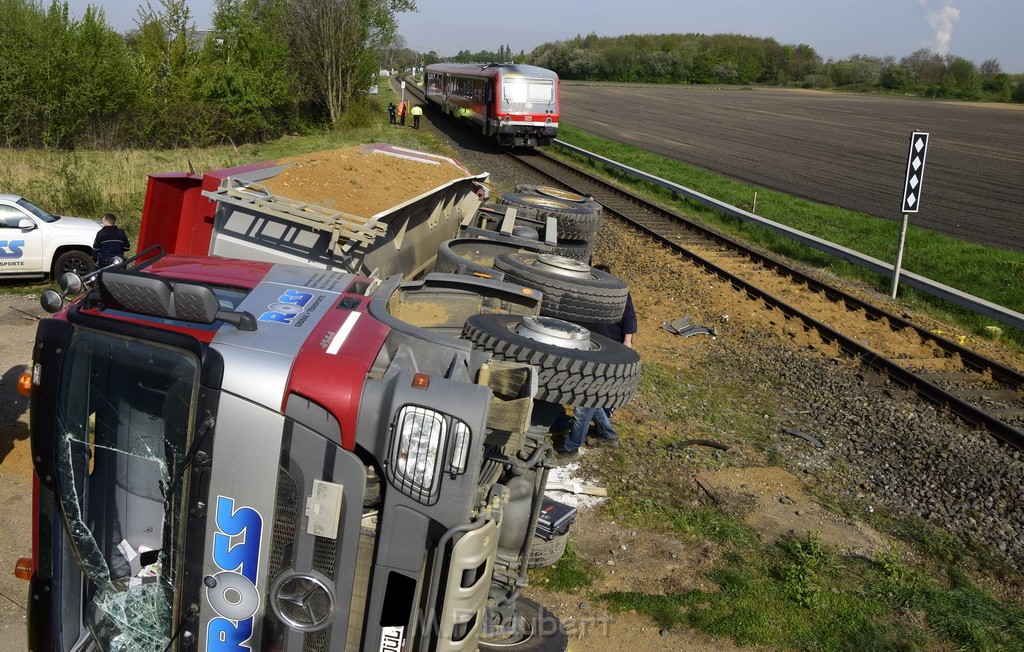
[514,184,602,216]
[527,533,568,569]
[52,250,94,278]
[462,314,640,409]
[549,239,592,262]
[479,597,569,652]
[493,253,627,324]
[495,193,600,242]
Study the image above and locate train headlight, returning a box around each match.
[387,406,472,504]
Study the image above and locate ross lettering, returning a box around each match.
[208,497,263,652]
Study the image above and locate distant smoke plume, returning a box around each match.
[919,0,960,58]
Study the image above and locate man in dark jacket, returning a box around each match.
[93,213,130,267]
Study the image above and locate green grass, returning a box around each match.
[601,534,1024,651]
[550,124,1024,345]
[529,538,600,593]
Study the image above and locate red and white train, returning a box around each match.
[424,63,559,147]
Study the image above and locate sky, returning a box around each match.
[62,0,1024,73]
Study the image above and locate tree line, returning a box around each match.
[0,0,414,149]
[522,33,1024,103]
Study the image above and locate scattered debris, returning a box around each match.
[679,438,729,451]
[783,427,825,449]
[661,315,717,338]
[545,482,608,497]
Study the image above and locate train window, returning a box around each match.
[502,80,553,105]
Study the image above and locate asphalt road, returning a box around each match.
[559,84,1024,252]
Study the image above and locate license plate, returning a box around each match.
[379,626,404,652]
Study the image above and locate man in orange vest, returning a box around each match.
[397,100,407,126]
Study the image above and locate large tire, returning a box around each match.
[495,192,600,242]
[52,250,95,278]
[462,314,640,408]
[514,184,602,217]
[527,533,568,569]
[479,597,569,652]
[493,252,627,324]
[549,239,592,262]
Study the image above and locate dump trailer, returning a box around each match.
[17,145,640,651]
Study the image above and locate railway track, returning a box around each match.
[508,149,1024,451]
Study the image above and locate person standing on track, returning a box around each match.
[411,104,423,129]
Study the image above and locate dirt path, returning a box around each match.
[0,293,40,652]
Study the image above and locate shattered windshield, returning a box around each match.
[54,329,198,650]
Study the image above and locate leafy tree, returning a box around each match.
[285,0,415,123]
[132,0,208,146]
[900,48,946,85]
[0,0,138,147]
[195,0,298,142]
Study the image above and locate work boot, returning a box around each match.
[553,447,579,466]
[585,436,620,449]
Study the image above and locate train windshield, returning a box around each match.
[502,78,554,105]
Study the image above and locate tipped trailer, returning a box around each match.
[17,146,639,651]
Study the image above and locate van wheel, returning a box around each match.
[53,250,94,278]
[462,313,640,409]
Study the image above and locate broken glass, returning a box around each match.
[52,329,198,650]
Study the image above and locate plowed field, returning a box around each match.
[560,84,1024,252]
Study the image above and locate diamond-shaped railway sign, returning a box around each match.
[901,132,929,213]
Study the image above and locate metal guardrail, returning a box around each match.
[553,139,1024,333]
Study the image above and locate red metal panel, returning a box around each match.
[286,289,390,450]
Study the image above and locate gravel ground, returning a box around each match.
[422,106,1024,586]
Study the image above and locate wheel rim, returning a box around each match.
[533,186,587,203]
[63,257,90,275]
[533,254,592,279]
[516,195,575,211]
[513,315,591,350]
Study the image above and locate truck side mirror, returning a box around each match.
[18,218,36,230]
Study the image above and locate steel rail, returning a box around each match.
[509,149,1024,451]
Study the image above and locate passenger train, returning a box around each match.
[424,63,559,147]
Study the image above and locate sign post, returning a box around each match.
[400,80,406,103]
[892,131,929,298]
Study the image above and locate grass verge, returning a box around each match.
[550,124,1024,346]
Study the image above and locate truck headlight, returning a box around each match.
[387,406,471,504]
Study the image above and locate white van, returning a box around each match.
[0,195,101,279]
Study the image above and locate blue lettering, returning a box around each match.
[208,617,253,652]
[213,497,262,583]
[258,311,295,324]
[0,240,25,259]
[279,289,313,306]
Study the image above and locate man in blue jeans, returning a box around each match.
[553,323,621,464]
[554,404,619,464]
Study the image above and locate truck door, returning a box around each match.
[0,202,43,273]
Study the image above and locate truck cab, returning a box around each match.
[19,146,639,651]
[0,195,101,279]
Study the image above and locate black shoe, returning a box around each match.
[585,436,620,449]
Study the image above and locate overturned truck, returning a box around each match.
[18,144,639,651]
